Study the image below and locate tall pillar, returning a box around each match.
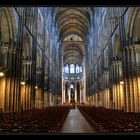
[128,48,134,112]
[115,61,119,110]
[135,45,140,112]
[102,72,105,108]
[80,82,82,103]
[120,81,124,111]
[122,49,127,112]
[63,85,65,104]
[62,85,63,105]
[62,55,64,105]
[75,83,77,103]
[131,46,139,112]
[125,48,132,112]
[83,56,86,103]
[68,87,70,103]
[30,8,38,110]
[62,81,63,105]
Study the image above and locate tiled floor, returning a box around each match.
[60,108,95,133]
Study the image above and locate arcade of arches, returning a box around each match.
[0,7,140,133]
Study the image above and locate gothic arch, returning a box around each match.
[0,8,17,113]
[0,8,17,43]
[37,10,43,47]
[0,8,17,69]
[126,8,140,43]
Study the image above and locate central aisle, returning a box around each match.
[60,108,95,133]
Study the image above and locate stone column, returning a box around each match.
[75,83,77,103]
[61,70,63,105]
[120,79,124,111]
[125,48,131,112]
[112,63,116,109]
[116,61,119,110]
[119,60,125,110]
[131,46,139,112]
[102,72,105,108]
[83,56,86,103]
[68,86,70,103]
[62,54,64,105]
[63,85,65,104]
[135,45,140,112]
[80,82,82,103]
[121,49,127,112]
[127,48,135,112]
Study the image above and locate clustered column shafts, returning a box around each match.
[0,7,61,113]
[87,7,140,112]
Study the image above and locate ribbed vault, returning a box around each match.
[54,7,92,66]
[63,43,83,65]
[54,7,91,41]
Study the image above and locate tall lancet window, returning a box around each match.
[79,66,82,73]
[64,64,69,73]
[70,64,75,73]
[76,64,80,73]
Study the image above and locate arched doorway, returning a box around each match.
[70,82,75,104]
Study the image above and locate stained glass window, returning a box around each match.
[70,64,75,73]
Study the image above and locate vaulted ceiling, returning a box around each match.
[63,42,84,65]
[54,7,92,41]
[54,7,92,66]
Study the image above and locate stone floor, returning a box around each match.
[60,108,95,133]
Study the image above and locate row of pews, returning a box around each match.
[0,106,70,133]
[78,105,140,133]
